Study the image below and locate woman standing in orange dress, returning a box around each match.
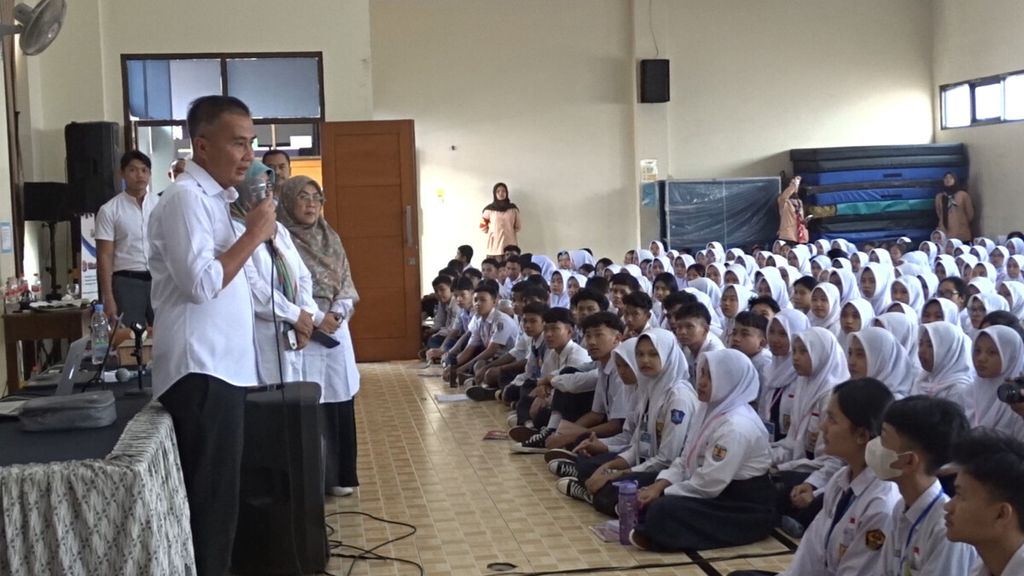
[480,182,522,260]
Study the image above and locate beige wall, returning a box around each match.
[371,0,636,281]
[933,0,1024,238]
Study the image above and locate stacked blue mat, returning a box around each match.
[790,143,968,244]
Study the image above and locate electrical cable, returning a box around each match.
[323,511,425,575]
[648,0,660,57]
[484,548,795,576]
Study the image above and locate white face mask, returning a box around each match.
[865,436,905,480]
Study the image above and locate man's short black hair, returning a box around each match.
[581,311,625,334]
[939,276,969,298]
[585,276,609,296]
[610,272,640,292]
[663,291,698,311]
[832,378,894,437]
[504,254,520,266]
[453,277,474,292]
[884,395,970,475]
[522,302,550,318]
[622,291,653,312]
[673,302,711,325]
[510,281,531,296]
[571,288,609,311]
[522,284,550,303]
[262,149,291,165]
[431,275,453,290]
[734,311,768,334]
[120,150,152,171]
[578,264,595,276]
[447,258,465,273]
[462,267,482,281]
[542,307,575,327]
[473,280,499,299]
[523,274,548,291]
[503,244,522,255]
[793,275,818,292]
[953,429,1024,532]
[457,244,474,263]
[653,272,678,293]
[187,95,251,140]
[522,262,542,274]
[1009,231,1024,241]
[596,257,614,268]
[482,257,500,269]
[687,263,706,276]
[747,295,780,314]
[981,311,1024,342]
[827,248,849,260]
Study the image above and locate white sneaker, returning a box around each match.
[328,486,355,497]
[506,413,519,428]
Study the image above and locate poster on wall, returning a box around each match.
[80,214,98,301]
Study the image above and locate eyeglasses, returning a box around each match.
[938,290,959,299]
[297,192,325,205]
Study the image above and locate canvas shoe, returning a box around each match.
[508,425,537,443]
[555,477,593,504]
[466,385,497,401]
[628,529,652,551]
[547,459,578,478]
[544,448,576,463]
[511,427,555,454]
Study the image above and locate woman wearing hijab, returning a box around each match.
[828,267,861,305]
[935,172,974,242]
[999,281,1024,321]
[859,262,893,315]
[234,163,318,385]
[809,283,842,337]
[755,267,791,309]
[761,309,810,441]
[872,312,922,376]
[846,327,915,398]
[912,321,975,416]
[278,175,362,497]
[558,330,698,514]
[972,325,1024,439]
[890,276,925,315]
[838,298,875,350]
[965,292,1009,338]
[479,182,521,259]
[629,349,775,552]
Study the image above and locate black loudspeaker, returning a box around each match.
[639,59,670,103]
[65,121,121,215]
[231,382,328,575]
[23,182,72,222]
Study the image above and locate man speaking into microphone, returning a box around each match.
[148,95,276,576]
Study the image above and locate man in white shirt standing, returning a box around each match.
[148,95,276,576]
[944,430,1024,576]
[95,150,158,327]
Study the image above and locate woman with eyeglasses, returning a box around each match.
[278,175,362,498]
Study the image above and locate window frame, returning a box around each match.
[939,67,1024,130]
[119,51,325,154]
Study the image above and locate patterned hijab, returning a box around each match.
[277,176,359,311]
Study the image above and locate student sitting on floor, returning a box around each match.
[570,288,607,343]
[448,280,519,387]
[672,302,726,383]
[628,349,776,552]
[497,302,549,414]
[748,295,780,322]
[555,329,697,517]
[436,277,478,371]
[423,275,457,352]
[651,272,679,326]
[873,396,977,576]
[500,255,522,299]
[730,311,772,402]
[732,378,899,576]
[659,290,699,331]
[944,430,1024,576]
[608,272,640,317]
[426,276,472,364]
[761,310,811,442]
[508,307,591,450]
[791,275,817,315]
[622,291,655,338]
[466,293,547,401]
[720,283,754,344]
[539,311,632,454]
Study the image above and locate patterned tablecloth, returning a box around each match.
[0,404,196,575]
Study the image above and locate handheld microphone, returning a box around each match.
[115,368,133,382]
[246,179,277,254]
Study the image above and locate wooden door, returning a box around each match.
[320,120,420,361]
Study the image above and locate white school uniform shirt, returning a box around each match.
[95,189,159,272]
[148,161,258,397]
[467,307,520,349]
[619,381,698,473]
[783,466,901,576]
[508,330,532,361]
[500,276,521,299]
[656,409,771,498]
[551,361,599,393]
[540,340,590,377]
[510,333,546,387]
[591,359,633,421]
[880,480,977,576]
[232,221,318,385]
[749,348,772,397]
[683,333,725,382]
[972,542,1024,576]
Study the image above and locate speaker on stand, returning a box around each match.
[65,121,121,215]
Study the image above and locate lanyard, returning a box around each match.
[899,491,944,573]
[824,490,858,563]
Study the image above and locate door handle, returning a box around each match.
[404,205,413,247]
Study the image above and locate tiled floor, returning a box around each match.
[326,361,797,575]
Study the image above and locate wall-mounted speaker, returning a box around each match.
[639,59,670,103]
[65,121,121,215]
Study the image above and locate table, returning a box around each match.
[0,397,196,575]
[3,308,90,393]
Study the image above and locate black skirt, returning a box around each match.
[321,399,359,488]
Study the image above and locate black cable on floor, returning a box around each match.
[324,510,425,575]
[485,548,795,576]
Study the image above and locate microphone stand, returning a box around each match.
[131,322,146,392]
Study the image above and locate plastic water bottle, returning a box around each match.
[30,273,41,301]
[616,480,639,545]
[91,304,110,365]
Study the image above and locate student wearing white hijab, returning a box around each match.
[869,248,893,267]
[912,321,975,417]
[846,327,915,398]
[998,281,1024,321]
[630,349,775,552]
[972,262,999,284]
[773,327,850,529]
[872,312,922,377]
[972,325,1024,440]
[548,269,571,309]
[967,276,996,298]
[810,255,831,279]
[989,246,1009,283]
[921,297,962,326]
[788,245,812,275]
[934,254,960,280]
[809,283,842,336]
[756,267,792,309]
[851,251,870,273]
[683,288,725,338]
[891,276,925,315]
[672,255,693,290]
[531,254,557,281]
[559,329,698,511]
[623,263,653,294]
[919,240,940,266]
[829,267,862,305]
[707,262,727,288]
[1008,237,1024,256]
[648,241,665,258]
[1008,254,1024,283]
[761,309,811,441]
[739,254,760,279]
[720,284,754,344]
[570,249,595,271]
[651,255,673,279]
[918,271,940,300]
[965,292,1009,338]
[724,263,751,289]
[688,277,723,312]
[860,262,894,316]
[839,298,875,350]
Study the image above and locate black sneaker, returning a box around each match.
[544,448,576,464]
[511,427,555,453]
[466,385,497,401]
[555,477,593,504]
[547,459,578,478]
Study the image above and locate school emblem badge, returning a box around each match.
[711,444,728,462]
[865,529,886,551]
[671,409,685,424]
